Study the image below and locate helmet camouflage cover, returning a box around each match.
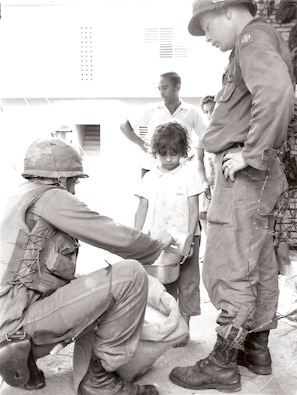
[22,138,88,179]
[188,0,257,36]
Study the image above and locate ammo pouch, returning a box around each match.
[8,223,79,297]
[35,232,79,297]
[0,333,45,390]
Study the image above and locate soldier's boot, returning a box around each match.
[78,353,159,395]
[237,330,272,375]
[169,335,241,393]
[20,351,45,390]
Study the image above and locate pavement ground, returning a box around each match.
[1,271,296,395]
[2,101,297,395]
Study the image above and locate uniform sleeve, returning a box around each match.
[31,189,162,265]
[238,29,294,169]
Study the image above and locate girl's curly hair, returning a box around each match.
[150,121,190,158]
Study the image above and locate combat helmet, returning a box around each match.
[22,138,88,179]
[188,0,257,36]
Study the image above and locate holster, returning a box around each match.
[0,333,45,390]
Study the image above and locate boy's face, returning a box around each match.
[158,151,182,171]
[202,101,215,120]
[200,9,237,52]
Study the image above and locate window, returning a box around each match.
[144,27,188,59]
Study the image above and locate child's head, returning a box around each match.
[150,122,190,169]
[200,95,215,120]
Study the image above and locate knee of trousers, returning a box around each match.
[113,259,148,289]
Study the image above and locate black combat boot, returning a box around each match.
[19,351,45,390]
[21,351,45,390]
[237,330,272,375]
[78,353,159,395]
[169,335,241,392]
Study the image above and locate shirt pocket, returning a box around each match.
[216,81,236,103]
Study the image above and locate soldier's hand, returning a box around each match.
[222,150,248,181]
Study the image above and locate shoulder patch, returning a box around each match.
[241,33,253,46]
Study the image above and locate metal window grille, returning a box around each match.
[145,27,188,59]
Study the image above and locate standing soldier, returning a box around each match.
[170,0,295,392]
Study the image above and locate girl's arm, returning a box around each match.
[134,197,149,231]
[197,147,212,200]
[197,147,208,188]
[188,195,199,237]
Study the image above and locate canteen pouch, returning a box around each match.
[0,333,32,387]
[0,333,45,390]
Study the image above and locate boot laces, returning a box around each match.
[196,350,215,368]
[113,375,158,394]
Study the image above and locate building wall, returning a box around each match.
[0,1,229,98]
[2,0,297,259]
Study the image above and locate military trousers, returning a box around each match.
[23,260,148,372]
[203,152,287,332]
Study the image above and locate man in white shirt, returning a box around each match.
[120,72,206,177]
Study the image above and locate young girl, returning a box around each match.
[134,121,204,346]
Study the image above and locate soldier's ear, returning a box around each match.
[224,6,232,19]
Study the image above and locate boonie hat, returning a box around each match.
[188,0,257,36]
